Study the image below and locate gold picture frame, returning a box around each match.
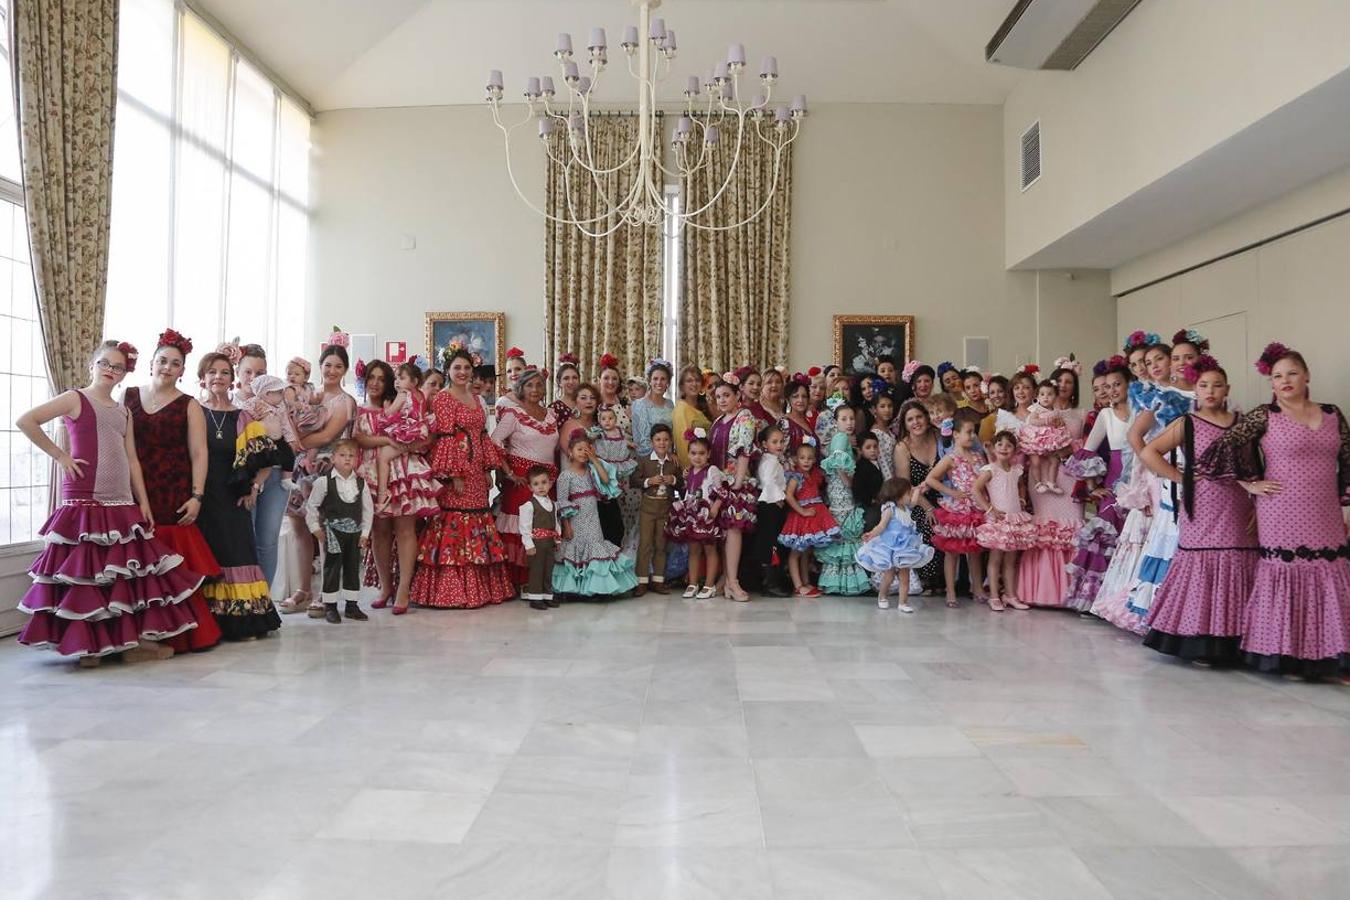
[425,311,506,373]
[833,315,915,376]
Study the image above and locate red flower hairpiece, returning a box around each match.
[1255,342,1290,376]
[117,341,139,373]
[557,351,580,367]
[1018,363,1040,376]
[156,328,193,358]
[1092,355,1129,378]
[506,347,525,360]
[806,366,822,378]
[598,352,619,371]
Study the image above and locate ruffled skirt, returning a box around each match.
[1240,552,1350,677]
[1063,509,1122,612]
[155,523,223,653]
[379,452,441,520]
[1142,546,1257,665]
[18,503,204,658]
[932,506,984,554]
[856,529,934,574]
[817,507,871,595]
[975,510,1036,552]
[411,509,515,608]
[778,504,840,551]
[714,479,759,532]
[1089,507,1151,635]
[666,498,722,544]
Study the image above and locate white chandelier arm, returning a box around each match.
[558,158,638,238]
[679,107,752,218]
[681,127,794,232]
[492,114,621,227]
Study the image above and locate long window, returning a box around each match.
[105,0,311,366]
[0,3,51,546]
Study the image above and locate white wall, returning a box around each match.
[308,103,1116,377]
[1114,169,1350,412]
[1004,0,1350,268]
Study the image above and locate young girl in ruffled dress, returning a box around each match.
[553,432,638,598]
[817,404,872,595]
[285,356,329,469]
[16,340,204,663]
[666,429,723,599]
[974,430,1035,611]
[857,476,934,612]
[593,405,635,547]
[779,440,839,597]
[924,416,988,608]
[1019,380,1073,494]
[374,363,428,508]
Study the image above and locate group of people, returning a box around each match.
[11,325,1350,680]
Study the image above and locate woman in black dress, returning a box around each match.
[195,351,282,640]
[893,400,945,593]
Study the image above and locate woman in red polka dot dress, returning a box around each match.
[1200,344,1350,680]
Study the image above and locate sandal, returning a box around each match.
[1003,595,1030,610]
[945,597,959,609]
[278,591,311,614]
[988,596,1007,612]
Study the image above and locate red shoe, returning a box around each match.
[371,596,391,610]
[392,604,410,616]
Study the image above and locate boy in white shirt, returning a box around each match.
[520,466,560,610]
[305,439,373,623]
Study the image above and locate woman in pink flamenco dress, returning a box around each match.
[16,341,202,663]
[1200,344,1350,679]
[1141,356,1256,665]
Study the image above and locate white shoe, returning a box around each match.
[682,585,699,599]
[696,586,716,600]
[897,602,915,614]
[877,597,890,610]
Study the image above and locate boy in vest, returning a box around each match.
[519,466,559,610]
[305,439,373,623]
[630,423,683,595]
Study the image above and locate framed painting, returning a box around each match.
[833,315,915,376]
[425,311,505,374]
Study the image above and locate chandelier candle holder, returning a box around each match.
[485,0,805,237]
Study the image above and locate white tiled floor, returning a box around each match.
[3,594,1350,899]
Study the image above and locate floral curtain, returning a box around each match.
[11,0,118,392]
[544,115,662,382]
[680,118,794,373]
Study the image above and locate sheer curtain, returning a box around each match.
[104,0,310,366]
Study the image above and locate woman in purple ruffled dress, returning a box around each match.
[1200,344,1350,679]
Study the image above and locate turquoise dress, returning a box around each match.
[552,461,638,597]
[816,432,872,594]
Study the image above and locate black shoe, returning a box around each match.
[546,596,561,608]
[762,565,793,598]
[344,601,368,621]
[324,605,342,624]
[530,598,549,610]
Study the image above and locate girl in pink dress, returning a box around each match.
[373,363,429,508]
[1141,357,1256,665]
[1200,344,1350,679]
[665,430,723,599]
[924,417,988,608]
[16,341,203,663]
[778,441,840,597]
[974,430,1035,611]
[1019,381,1074,494]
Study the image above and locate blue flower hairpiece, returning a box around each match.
[825,394,846,412]
[939,418,955,438]
[936,361,957,378]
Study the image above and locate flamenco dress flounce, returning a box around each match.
[19,503,203,658]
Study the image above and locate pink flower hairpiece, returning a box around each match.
[684,426,708,443]
[326,326,350,349]
[939,418,954,438]
[288,356,311,378]
[1255,342,1290,376]
[721,371,741,387]
[1181,354,1221,383]
[901,360,923,384]
[1093,355,1129,378]
[117,342,139,373]
[1053,355,1081,376]
[214,339,243,366]
[1123,330,1159,353]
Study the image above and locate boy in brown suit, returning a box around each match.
[630,423,682,595]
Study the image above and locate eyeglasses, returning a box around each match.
[95,360,127,375]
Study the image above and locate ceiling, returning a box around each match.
[197,0,1027,112]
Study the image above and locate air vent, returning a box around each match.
[1020,121,1041,191]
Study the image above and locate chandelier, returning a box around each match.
[485,0,806,237]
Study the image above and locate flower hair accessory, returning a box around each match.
[1255,342,1290,375]
[732,365,756,383]
[1182,354,1221,383]
[788,372,811,388]
[597,352,619,372]
[806,366,822,378]
[214,338,242,366]
[939,418,955,438]
[288,356,312,378]
[1172,328,1210,354]
[646,357,672,377]
[802,435,817,448]
[557,351,579,368]
[117,342,139,373]
[721,371,741,388]
[825,393,846,412]
[684,426,708,443]
[1017,362,1040,377]
[1093,355,1129,378]
[867,376,888,397]
[326,326,350,349]
[1123,330,1160,353]
[506,347,525,361]
[470,352,484,368]
[901,360,923,384]
[936,361,957,379]
[156,328,193,358]
[1053,355,1082,376]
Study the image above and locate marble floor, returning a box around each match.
[3,595,1350,899]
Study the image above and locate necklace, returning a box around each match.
[205,406,229,440]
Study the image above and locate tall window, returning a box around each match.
[0,3,52,546]
[105,0,311,366]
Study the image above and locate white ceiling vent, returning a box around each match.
[1020,121,1041,191]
